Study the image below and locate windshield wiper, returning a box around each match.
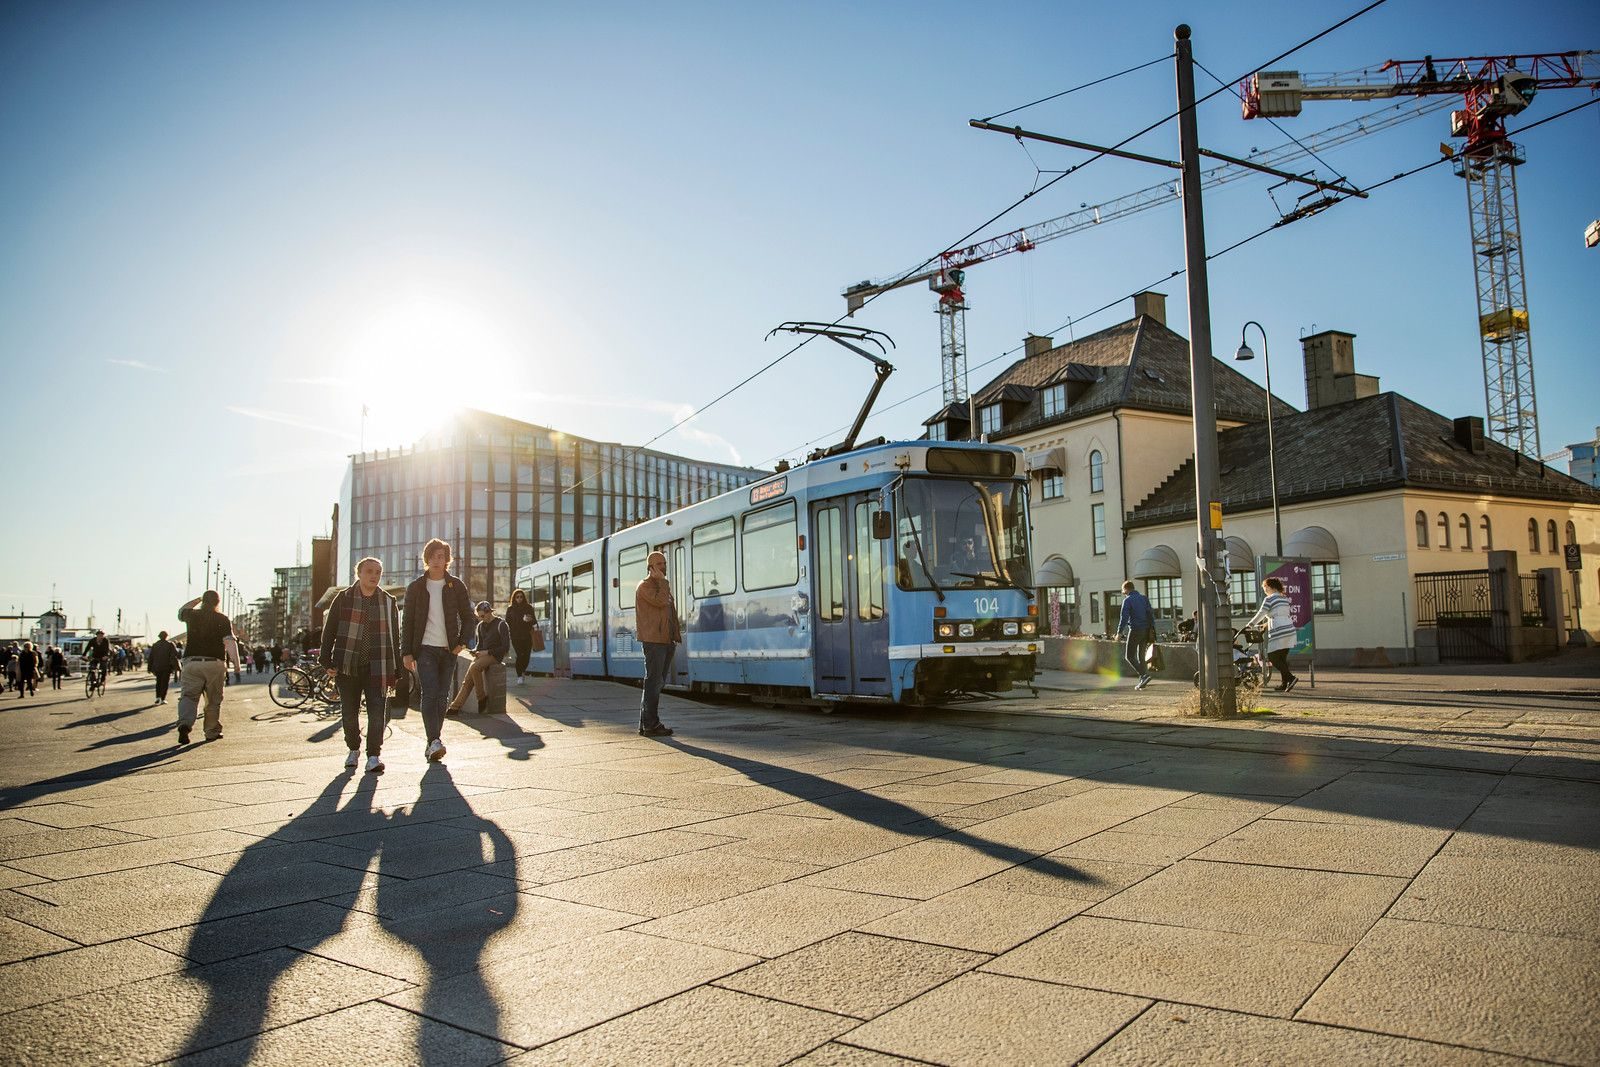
[949,570,1036,599]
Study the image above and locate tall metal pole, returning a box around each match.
[1175,24,1236,715]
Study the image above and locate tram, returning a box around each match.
[513,439,1040,705]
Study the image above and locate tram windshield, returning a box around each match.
[894,477,1031,592]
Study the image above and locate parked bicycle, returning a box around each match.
[268,659,339,711]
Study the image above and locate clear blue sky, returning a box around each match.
[2,0,1595,636]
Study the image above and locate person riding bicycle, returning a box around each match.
[85,630,112,681]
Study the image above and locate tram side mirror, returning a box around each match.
[871,510,893,540]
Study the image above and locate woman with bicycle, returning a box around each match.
[1244,576,1300,692]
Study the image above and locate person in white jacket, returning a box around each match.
[1245,576,1300,692]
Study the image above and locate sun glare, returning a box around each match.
[341,295,517,446]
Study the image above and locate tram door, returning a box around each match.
[810,495,891,697]
[662,541,691,686]
[551,573,571,678]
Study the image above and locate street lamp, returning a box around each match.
[1235,321,1283,557]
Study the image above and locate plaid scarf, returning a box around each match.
[331,584,399,688]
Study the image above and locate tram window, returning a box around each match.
[571,562,595,615]
[617,544,649,609]
[742,501,798,591]
[529,583,549,621]
[855,503,885,620]
[692,517,736,598]
[817,507,844,621]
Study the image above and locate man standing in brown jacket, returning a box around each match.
[635,550,679,737]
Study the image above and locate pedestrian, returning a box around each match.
[14,642,39,698]
[1117,579,1157,690]
[634,549,679,737]
[320,557,401,774]
[1245,576,1299,692]
[447,601,510,714]
[270,643,282,671]
[505,588,537,686]
[46,646,65,690]
[175,590,234,745]
[147,630,179,704]
[223,631,242,686]
[253,645,268,674]
[401,538,474,763]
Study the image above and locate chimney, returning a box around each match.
[1131,291,1166,325]
[1453,416,1485,454]
[1024,333,1054,359]
[1300,329,1380,410]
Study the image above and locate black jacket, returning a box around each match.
[472,616,511,659]
[147,639,179,674]
[401,572,475,657]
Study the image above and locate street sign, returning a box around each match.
[1566,543,1582,571]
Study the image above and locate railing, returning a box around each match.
[1520,575,1545,628]
[1413,569,1492,629]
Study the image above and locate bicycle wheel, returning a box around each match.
[269,667,315,709]
[95,671,106,696]
[85,670,95,698]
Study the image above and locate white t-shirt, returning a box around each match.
[422,577,449,647]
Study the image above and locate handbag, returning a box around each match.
[1146,642,1165,672]
[530,626,546,653]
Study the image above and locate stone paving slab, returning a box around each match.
[857,885,1088,954]
[985,914,1346,1018]
[1389,854,1600,941]
[1193,817,1452,877]
[509,985,854,1066]
[174,999,517,1066]
[715,931,987,1020]
[0,937,188,1014]
[635,881,908,958]
[1300,917,1600,1063]
[840,972,1149,1065]
[384,928,756,1050]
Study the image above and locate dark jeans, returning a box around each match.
[337,668,387,756]
[414,645,455,743]
[154,670,172,701]
[512,638,532,677]
[1124,627,1154,677]
[641,642,673,729]
[1268,649,1296,685]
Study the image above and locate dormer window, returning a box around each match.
[979,404,1002,437]
[926,421,947,442]
[1041,384,1066,419]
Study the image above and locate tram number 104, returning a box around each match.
[974,597,1001,616]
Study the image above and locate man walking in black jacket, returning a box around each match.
[447,601,509,715]
[147,631,179,705]
[402,538,474,763]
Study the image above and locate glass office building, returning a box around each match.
[337,409,764,604]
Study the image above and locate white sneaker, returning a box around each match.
[426,739,446,762]
[365,755,385,774]
[344,750,359,769]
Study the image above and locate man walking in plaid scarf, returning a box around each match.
[320,557,401,774]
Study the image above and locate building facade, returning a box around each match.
[337,409,764,604]
[932,294,1600,657]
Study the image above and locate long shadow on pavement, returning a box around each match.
[179,764,518,1063]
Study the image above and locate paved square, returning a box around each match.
[0,665,1595,1063]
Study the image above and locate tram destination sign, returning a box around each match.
[750,476,788,505]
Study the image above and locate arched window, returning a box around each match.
[1566,521,1577,547]
[1088,450,1104,493]
[1528,518,1540,553]
[1437,512,1451,549]
[1547,520,1559,554]
[1459,514,1472,550]
[1415,511,1429,548]
[1480,516,1492,550]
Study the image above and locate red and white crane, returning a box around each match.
[1242,51,1599,460]
[843,97,1454,410]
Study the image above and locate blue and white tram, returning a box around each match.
[514,440,1040,705]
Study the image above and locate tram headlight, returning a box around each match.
[958,622,975,638]
[935,622,955,639]
[1021,621,1037,635]
[1003,622,1019,636]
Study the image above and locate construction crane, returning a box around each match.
[842,98,1454,410]
[1242,51,1599,460]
